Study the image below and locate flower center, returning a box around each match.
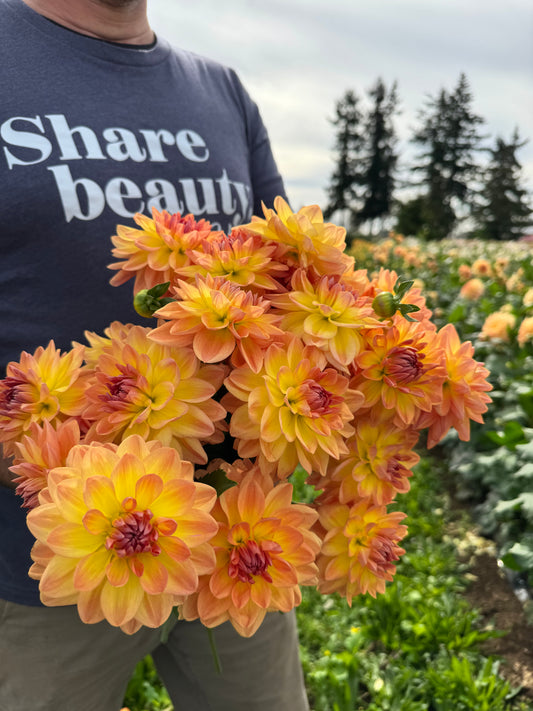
[228,540,273,584]
[103,367,138,403]
[384,346,424,384]
[105,507,161,558]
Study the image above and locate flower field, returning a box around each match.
[122,231,533,711]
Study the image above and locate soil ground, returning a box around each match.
[463,551,533,700]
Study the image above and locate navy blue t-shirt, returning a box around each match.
[0,0,286,605]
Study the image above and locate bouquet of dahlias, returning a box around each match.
[0,198,492,637]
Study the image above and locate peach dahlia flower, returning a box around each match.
[316,497,407,603]
[224,336,363,478]
[0,342,89,456]
[82,325,226,464]
[109,208,218,293]
[181,466,320,637]
[27,436,218,634]
[243,197,354,277]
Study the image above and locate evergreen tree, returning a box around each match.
[410,73,485,239]
[474,129,532,240]
[323,90,364,222]
[358,78,399,231]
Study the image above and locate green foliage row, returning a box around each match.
[295,458,531,711]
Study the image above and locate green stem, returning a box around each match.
[207,628,223,675]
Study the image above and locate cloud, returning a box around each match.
[148,0,533,209]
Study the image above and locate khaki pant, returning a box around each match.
[0,599,309,711]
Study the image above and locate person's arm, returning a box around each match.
[0,455,16,489]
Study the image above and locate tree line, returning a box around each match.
[324,73,532,241]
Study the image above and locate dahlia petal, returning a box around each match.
[38,554,78,599]
[83,476,118,518]
[100,575,144,627]
[237,477,265,526]
[105,555,131,587]
[134,592,175,629]
[135,473,164,510]
[73,549,111,591]
[77,584,106,624]
[111,453,146,503]
[250,576,272,608]
[46,522,102,557]
[138,554,169,594]
[159,535,191,563]
[193,329,235,363]
[231,580,251,609]
[26,503,66,542]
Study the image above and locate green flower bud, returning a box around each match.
[372,291,398,318]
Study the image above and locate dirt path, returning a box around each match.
[463,552,533,700]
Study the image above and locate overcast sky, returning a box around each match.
[148,0,533,211]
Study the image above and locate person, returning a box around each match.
[0,1,310,709]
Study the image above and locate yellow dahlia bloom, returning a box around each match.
[522,288,533,308]
[518,316,533,347]
[10,420,81,509]
[316,497,407,603]
[329,421,420,506]
[0,342,90,456]
[174,228,288,293]
[354,320,447,427]
[109,208,219,293]
[479,311,516,342]
[243,197,354,277]
[82,325,226,464]
[181,466,320,637]
[149,275,283,373]
[27,436,218,634]
[223,336,363,478]
[417,324,492,448]
[269,269,379,368]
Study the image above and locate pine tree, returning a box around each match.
[323,90,364,223]
[358,78,399,232]
[410,73,485,239]
[475,129,532,240]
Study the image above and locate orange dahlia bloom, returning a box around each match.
[82,325,226,464]
[417,324,492,448]
[471,258,493,278]
[149,275,283,373]
[479,311,516,342]
[316,497,407,603]
[181,466,320,637]
[109,208,219,293]
[354,320,447,427]
[223,336,363,478]
[27,436,218,634]
[0,342,90,456]
[328,421,420,506]
[174,228,288,293]
[10,419,81,509]
[459,278,485,301]
[243,196,354,277]
[269,269,379,368]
